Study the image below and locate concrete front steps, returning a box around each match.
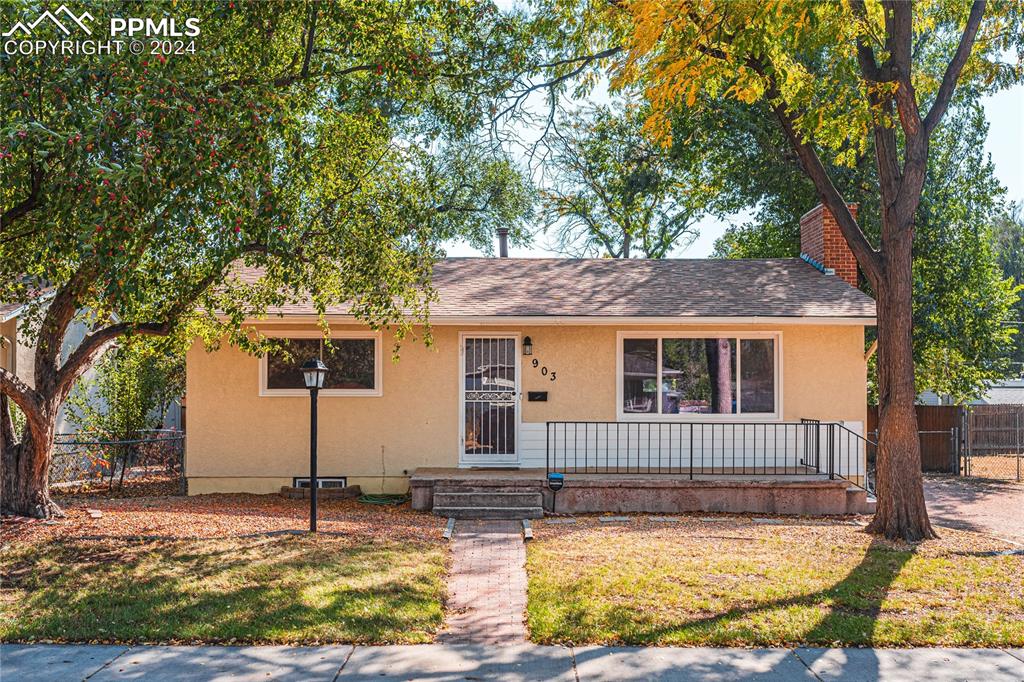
[410,469,875,517]
[847,486,877,514]
[429,481,544,520]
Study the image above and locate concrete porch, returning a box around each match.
[410,468,874,518]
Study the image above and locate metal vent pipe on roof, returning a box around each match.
[497,227,509,257]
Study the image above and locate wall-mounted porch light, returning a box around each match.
[522,336,533,356]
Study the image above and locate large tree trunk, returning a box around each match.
[866,225,935,541]
[1,395,62,519]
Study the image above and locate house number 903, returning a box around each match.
[531,358,556,381]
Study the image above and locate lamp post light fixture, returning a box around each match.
[301,357,329,533]
[522,336,533,356]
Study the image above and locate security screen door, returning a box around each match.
[461,336,519,465]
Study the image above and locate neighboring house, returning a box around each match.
[0,296,181,434]
[974,378,1024,405]
[185,204,877,515]
[1,296,46,392]
[1,292,102,433]
[919,373,1024,407]
[917,391,955,406]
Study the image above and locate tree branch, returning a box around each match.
[54,263,230,399]
[923,0,986,136]
[33,267,97,397]
[300,6,318,79]
[0,366,44,432]
[691,33,885,282]
[0,163,44,228]
[53,321,170,402]
[761,77,884,283]
[848,0,893,82]
[495,47,623,122]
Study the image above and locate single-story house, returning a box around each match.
[185,204,876,515]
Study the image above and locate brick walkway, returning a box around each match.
[440,520,527,644]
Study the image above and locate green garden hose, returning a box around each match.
[357,493,409,505]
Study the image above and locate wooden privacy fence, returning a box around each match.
[866,405,961,473]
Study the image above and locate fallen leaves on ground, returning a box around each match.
[52,473,183,500]
[534,513,1014,556]
[1,493,444,546]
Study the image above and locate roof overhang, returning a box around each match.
[0,290,57,323]
[238,314,876,327]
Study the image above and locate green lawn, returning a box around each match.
[1,534,446,644]
[526,517,1024,647]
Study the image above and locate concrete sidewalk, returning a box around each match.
[2,643,1024,681]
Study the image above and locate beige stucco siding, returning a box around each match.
[1,317,37,389]
[185,323,867,494]
[0,318,16,375]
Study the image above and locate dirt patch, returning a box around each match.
[924,475,1024,543]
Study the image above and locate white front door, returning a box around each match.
[460,335,520,466]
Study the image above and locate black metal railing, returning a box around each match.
[546,420,872,491]
[833,422,875,493]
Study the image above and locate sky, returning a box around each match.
[446,83,1024,260]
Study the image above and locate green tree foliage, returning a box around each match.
[992,202,1024,366]
[540,103,737,257]
[0,0,534,517]
[712,104,1020,403]
[66,339,184,442]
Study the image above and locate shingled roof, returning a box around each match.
[242,257,875,320]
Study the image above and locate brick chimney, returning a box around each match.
[799,203,859,287]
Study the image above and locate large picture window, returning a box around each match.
[619,334,778,418]
[260,334,381,396]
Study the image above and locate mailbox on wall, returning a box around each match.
[527,391,548,402]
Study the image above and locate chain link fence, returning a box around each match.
[50,429,185,493]
[963,406,1024,482]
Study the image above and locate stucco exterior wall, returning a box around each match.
[0,318,16,375]
[0,316,37,389]
[185,322,868,494]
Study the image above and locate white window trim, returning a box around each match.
[615,331,783,422]
[258,330,383,397]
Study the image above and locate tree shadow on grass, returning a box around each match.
[560,539,912,679]
[539,538,913,646]
[2,537,446,644]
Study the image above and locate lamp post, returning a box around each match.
[301,358,328,532]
